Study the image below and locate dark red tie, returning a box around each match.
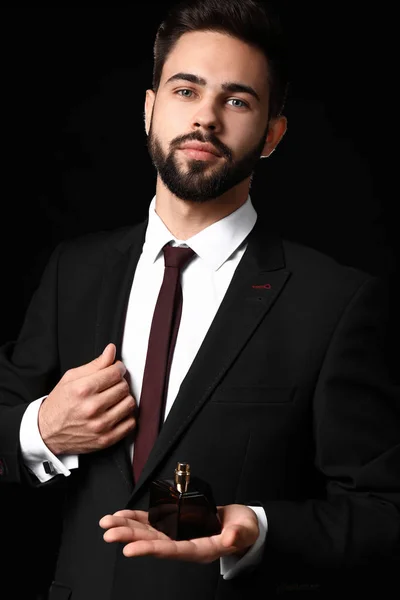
[132,244,195,483]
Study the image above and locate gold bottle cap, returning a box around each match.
[175,462,190,474]
[175,462,190,493]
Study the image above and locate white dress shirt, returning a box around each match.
[20,195,268,579]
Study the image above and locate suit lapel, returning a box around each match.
[94,221,147,358]
[131,224,291,498]
[94,220,147,489]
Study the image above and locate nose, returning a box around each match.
[191,99,220,132]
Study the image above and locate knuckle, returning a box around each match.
[127,395,136,410]
[62,368,73,382]
[83,400,98,419]
[88,417,105,435]
[97,432,111,448]
[117,379,129,396]
[74,381,91,399]
[121,378,130,393]
[114,361,125,377]
[125,417,136,432]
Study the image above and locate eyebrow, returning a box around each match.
[165,72,260,103]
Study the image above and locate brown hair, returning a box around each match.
[152,0,289,120]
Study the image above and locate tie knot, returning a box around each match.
[163,244,195,270]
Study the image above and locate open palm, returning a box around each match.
[99,504,259,562]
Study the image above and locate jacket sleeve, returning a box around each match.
[261,277,400,571]
[0,243,64,485]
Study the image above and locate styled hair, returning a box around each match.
[152,0,289,120]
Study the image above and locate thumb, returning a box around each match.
[221,524,253,552]
[221,525,241,549]
[67,343,117,380]
[100,343,117,366]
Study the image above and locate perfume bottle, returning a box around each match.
[148,462,222,540]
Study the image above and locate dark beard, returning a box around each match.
[147,125,267,203]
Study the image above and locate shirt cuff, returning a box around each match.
[19,396,78,482]
[220,506,268,580]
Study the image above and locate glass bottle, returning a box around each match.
[148,462,222,540]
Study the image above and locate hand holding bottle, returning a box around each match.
[99,504,259,562]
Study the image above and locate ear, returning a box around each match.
[144,89,156,135]
[261,115,287,158]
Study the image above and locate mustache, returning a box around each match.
[170,131,232,161]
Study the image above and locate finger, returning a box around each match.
[122,539,181,558]
[218,505,259,550]
[103,396,136,429]
[103,524,167,544]
[99,510,149,529]
[75,362,126,397]
[101,343,116,364]
[107,413,136,441]
[220,522,258,556]
[97,379,134,411]
[122,537,220,562]
[95,361,127,393]
[112,510,150,523]
[220,525,241,548]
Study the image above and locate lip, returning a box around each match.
[179,141,221,157]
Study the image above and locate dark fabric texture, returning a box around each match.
[0,219,399,599]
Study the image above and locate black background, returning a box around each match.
[0,3,398,598]
[1,2,397,345]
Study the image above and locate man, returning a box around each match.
[0,0,399,599]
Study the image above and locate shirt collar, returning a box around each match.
[143,195,257,271]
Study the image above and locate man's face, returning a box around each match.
[145,30,271,202]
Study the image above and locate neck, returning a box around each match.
[154,177,250,240]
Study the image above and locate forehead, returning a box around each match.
[160,30,269,99]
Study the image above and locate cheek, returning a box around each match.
[228,129,258,157]
[152,102,187,141]
[234,120,266,153]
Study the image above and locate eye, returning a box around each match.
[227,98,248,108]
[176,89,194,98]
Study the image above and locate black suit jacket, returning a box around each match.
[0,218,399,600]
